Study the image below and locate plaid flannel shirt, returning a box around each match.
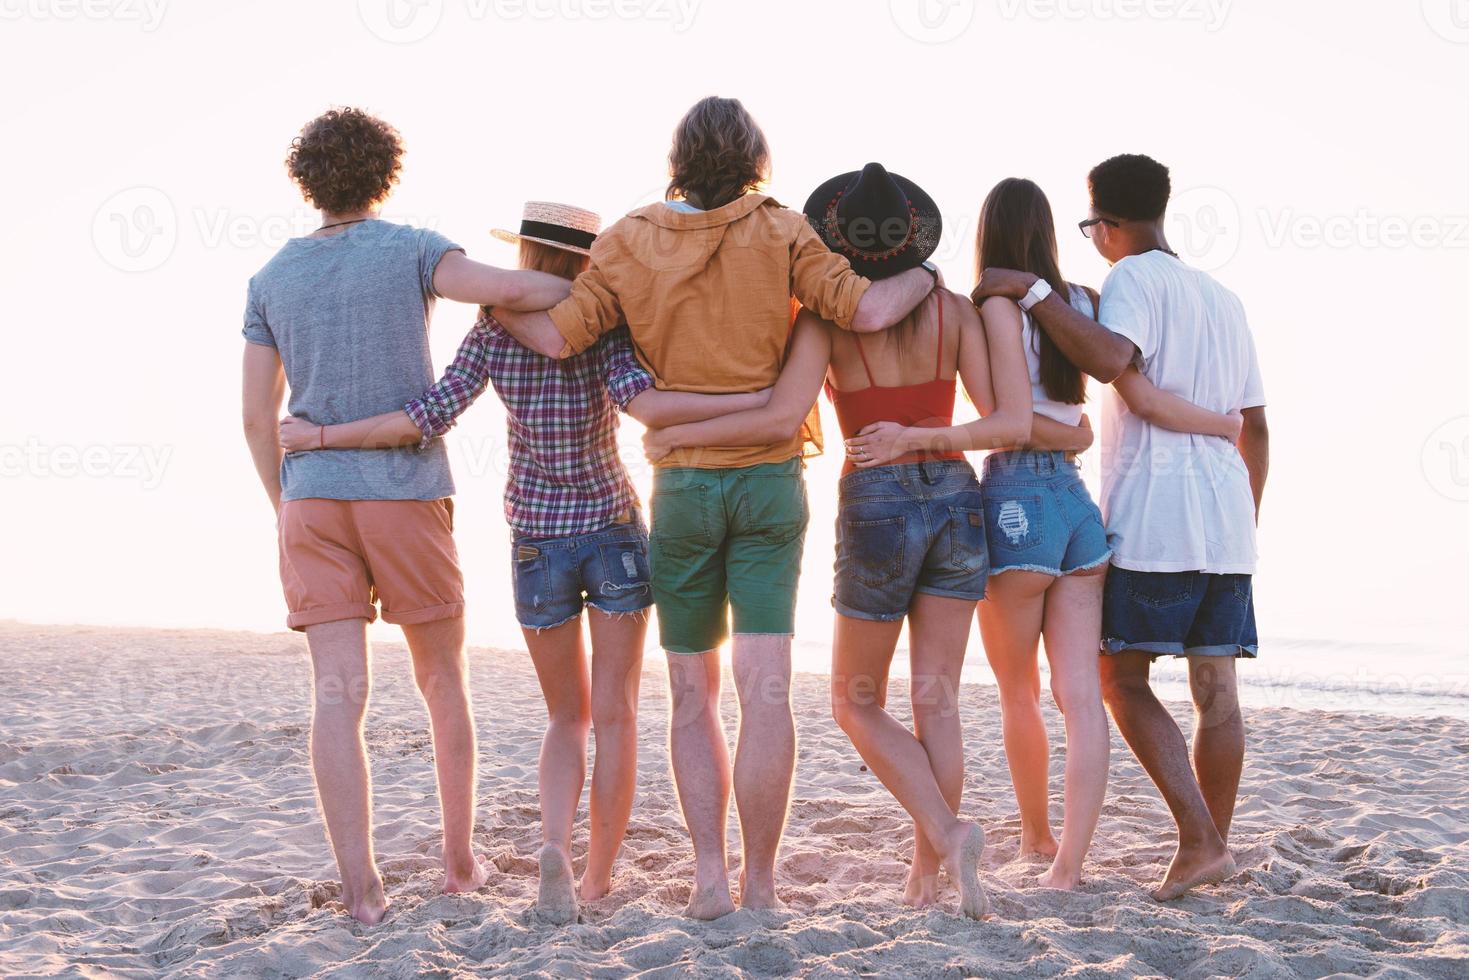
[405,317,653,539]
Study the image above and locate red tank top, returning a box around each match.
[828,299,963,476]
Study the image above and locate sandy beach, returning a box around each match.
[0,621,1465,978]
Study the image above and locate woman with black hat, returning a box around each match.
[643,164,1040,917]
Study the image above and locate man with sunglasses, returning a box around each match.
[974,154,1270,902]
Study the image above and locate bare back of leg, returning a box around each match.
[304,618,388,925]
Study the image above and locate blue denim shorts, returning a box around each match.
[1102,568,1258,659]
[980,450,1111,578]
[833,460,989,622]
[510,512,654,631]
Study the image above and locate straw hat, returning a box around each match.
[491,201,602,256]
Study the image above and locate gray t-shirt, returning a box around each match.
[243,219,460,502]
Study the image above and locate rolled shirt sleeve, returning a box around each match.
[596,327,656,410]
[788,219,872,331]
[242,279,275,348]
[548,256,625,358]
[403,322,494,449]
[417,228,464,299]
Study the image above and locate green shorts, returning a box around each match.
[649,458,810,654]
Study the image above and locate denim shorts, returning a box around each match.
[834,460,989,622]
[510,512,654,631]
[1102,568,1259,659]
[980,450,1111,578]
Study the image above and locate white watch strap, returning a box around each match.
[1018,278,1053,312]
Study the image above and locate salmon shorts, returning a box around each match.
[277,498,465,631]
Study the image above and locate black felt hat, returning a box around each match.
[803,162,942,279]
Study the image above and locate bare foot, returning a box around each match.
[578,874,613,903]
[684,877,736,920]
[738,869,784,911]
[941,823,990,920]
[343,885,390,926]
[1038,861,1082,891]
[902,863,940,908]
[1151,844,1237,901]
[443,855,491,894]
[537,843,579,925]
[1018,832,1059,861]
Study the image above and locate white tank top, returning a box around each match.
[1021,284,1094,426]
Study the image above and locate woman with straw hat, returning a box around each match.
[279,200,769,924]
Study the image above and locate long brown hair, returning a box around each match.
[666,96,770,211]
[481,240,589,319]
[975,178,1086,405]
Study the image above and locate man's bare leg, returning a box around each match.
[1189,656,1245,840]
[666,650,735,919]
[305,618,389,925]
[404,615,489,895]
[1099,651,1235,900]
[731,633,796,910]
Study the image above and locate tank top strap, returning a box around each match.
[934,293,945,381]
[852,332,878,388]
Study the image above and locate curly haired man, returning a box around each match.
[240,107,571,924]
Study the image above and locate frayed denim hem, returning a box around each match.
[585,602,652,624]
[1061,551,1113,576]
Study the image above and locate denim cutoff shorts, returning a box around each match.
[980,450,1111,578]
[510,510,653,631]
[834,459,989,622]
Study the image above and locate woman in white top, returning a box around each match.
[970,178,1242,890]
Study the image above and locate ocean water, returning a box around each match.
[790,632,1469,721]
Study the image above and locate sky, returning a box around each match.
[2,0,1467,685]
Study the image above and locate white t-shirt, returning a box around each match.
[1022,285,1096,426]
[1098,251,1266,574]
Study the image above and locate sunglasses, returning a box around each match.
[1078,216,1120,239]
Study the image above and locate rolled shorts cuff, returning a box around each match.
[287,601,379,632]
[381,600,465,626]
[914,584,987,603]
[833,598,907,623]
[1102,638,1259,660]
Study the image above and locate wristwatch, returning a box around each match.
[921,260,940,287]
[1018,277,1053,312]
